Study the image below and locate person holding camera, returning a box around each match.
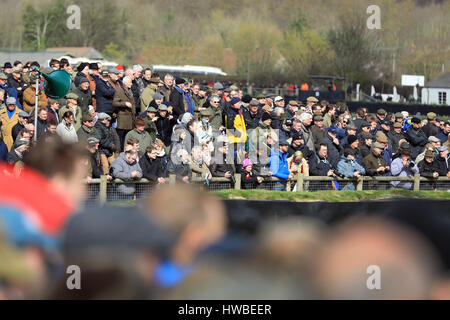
[390,148,419,189]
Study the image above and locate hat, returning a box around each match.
[162,101,172,107]
[428,136,440,143]
[135,118,146,126]
[148,77,160,83]
[292,132,303,141]
[262,105,273,113]
[395,112,403,118]
[427,112,437,120]
[289,100,299,106]
[76,62,89,72]
[175,77,187,85]
[372,142,385,149]
[0,73,7,80]
[79,77,89,85]
[361,120,370,127]
[262,112,271,122]
[66,92,79,100]
[377,108,387,115]
[266,93,275,99]
[438,146,448,152]
[63,205,174,257]
[82,114,93,123]
[425,150,435,158]
[249,99,259,106]
[283,119,293,126]
[307,96,318,103]
[274,96,284,102]
[347,124,357,131]
[88,105,94,112]
[199,85,208,91]
[380,120,391,126]
[158,104,168,111]
[101,70,109,76]
[242,94,252,104]
[11,66,21,73]
[400,141,410,149]
[3,62,12,69]
[153,92,163,101]
[347,135,358,145]
[411,117,421,124]
[200,108,214,117]
[314,115,323,121]
[393,122,402,128]
[86,137,99,146]
[18,111,29,118]
[344,148,356,157]
[213,82,224,90]
[361,133,373,140]
[146,106,158,113]
[109,68,121,75]
[98,112,111,120]
[230,97,241,106]
[279,136,289,146]
[89,63,99,70]
[243,158,253,168]
[6,97,16,105]
[14,138,29,150]
[256,93,266,99]
[328,126,337,134]
[115,64,124,71]
[376,132,388,143]
[179,113,193,125]
[223,86,232,93]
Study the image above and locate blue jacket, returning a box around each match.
[0,141,8,162]
[436,129,448,144]
[95,78,115,114]
[269,150,290,180]
[337,156,366,177]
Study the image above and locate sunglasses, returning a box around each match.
[212,101,220,103]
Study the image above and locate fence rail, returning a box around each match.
[83,173,450,205]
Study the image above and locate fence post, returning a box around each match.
[296,172,304,192]
[356,176,363,191]
[169,174,176,185]
[99,175,107,206]
[413,174,420,191]
[234,173,241,190]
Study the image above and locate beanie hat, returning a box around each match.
[243,158,252,168]
[262,112,271,122]
[347,135,358,145]
[230,97,241,106]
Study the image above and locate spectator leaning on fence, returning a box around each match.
[110,149,142,199]
[336,148,365,191]
[139,145,165,185]
[436,146,450,177]
[269,137,292,191]
[390,147,419,190]
[364,141,389,176]
[56,111,78,144]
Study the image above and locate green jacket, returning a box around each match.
[71,86,92,116]
[140,86,157,111]
[77,124,101,142]
[59,104,83,131]
[143,115,158,142]
[209,107,223,132]
[124,128,153,157]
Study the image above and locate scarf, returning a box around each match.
[6,107,16,119]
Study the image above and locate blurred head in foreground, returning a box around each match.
[312,217,442,299]
[142,184,227,289]
[48,205,174,299]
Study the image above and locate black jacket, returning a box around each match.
[169,87,185,120]
[422,122,440,138]
[242,108,261,130]
[241,170,259,189]
[320,134,342,168]
[388,131,405,154]
[6,150,21,164]
[167,160,192,180]
[156,115,176,147]
[418,159,444,178]
[94,121,116,157]
[11,122,25,142]
[139,153,164,182]
[209,154,234,177]
[405,127,427,160]
[308,153,334,176]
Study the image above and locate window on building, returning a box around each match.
[438,92,447,104]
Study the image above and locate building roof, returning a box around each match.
[0,51,61,67]
[425,72,450,89]
[45,47,104,60]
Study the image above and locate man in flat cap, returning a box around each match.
[6,66,27,109]
[71,76,93,116]
[422,112,440,138]
[364,141,389,177]
[22,75,48,113]
[286,100,299,119]
[405,117,428,160]
[77,113,101,143]
[95,69,116,117]
[389,122,406,155]
[59,92,83,131]
[306,96,318,112]
[6,138,29,165]
[11,110,30,142]
[140,76,161,112]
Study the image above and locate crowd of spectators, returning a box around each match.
[1,59,450,194]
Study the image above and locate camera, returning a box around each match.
[406,159,415,168]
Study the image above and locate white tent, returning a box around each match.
[45,55,119,69]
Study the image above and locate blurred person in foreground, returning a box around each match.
[142,184,227,295]
[46,205,174,299]
[0,137,89,298]
[312,217,446,299]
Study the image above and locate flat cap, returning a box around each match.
[97,112,111,120]
[372,141,385,149]
[428,136,440,143]
[427,112,437,120]
[65,92,79,100]
[307,96,319,102]
[6,97,16,105]
[18,111,29,118]
[158,104,168,111]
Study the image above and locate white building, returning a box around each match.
[421,72,450,105]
